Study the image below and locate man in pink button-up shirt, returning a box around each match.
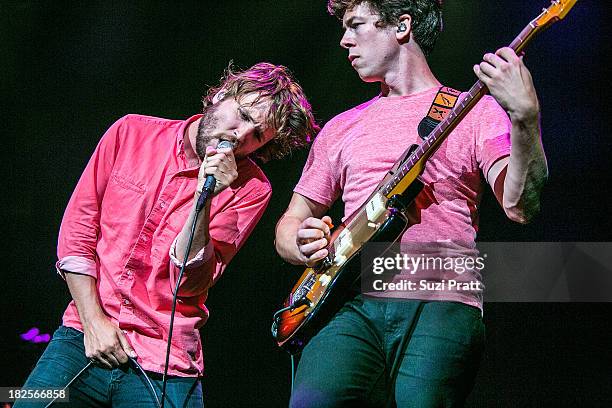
[17,63,318,407]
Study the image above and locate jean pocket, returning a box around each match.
[52,325,84,340]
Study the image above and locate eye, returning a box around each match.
[238,108,250,121]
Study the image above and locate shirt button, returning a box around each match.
[160,201,167,209]
[123,299,130,305]
[126,270,132,276]
[141,236,148,242]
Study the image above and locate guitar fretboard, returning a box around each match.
[379,16,553,197]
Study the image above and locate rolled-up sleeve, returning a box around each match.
[168,184,272,298]
[56,116,125,279]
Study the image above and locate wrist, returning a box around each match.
[508,104,540,125]
[80,308,106,328]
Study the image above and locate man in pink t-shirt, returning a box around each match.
[16,63,318,407]
[275,1,547,407]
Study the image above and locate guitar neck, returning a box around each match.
[380,2,569,199]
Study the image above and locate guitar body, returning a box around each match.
[273,177,424,354]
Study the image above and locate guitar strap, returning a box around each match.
[377,86,462,189]
[417,86,462,139]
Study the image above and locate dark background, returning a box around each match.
[3,1,611,406]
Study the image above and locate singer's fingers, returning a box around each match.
[214,170,239,187]
[203,165,232,176]
[117,331,137,359]
[113,348,129,365]
[204,157,231,168]
[92,354,114,369]
[104,352,121,368]
[204,152,235,167]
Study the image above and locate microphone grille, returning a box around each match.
[217,140,235,150]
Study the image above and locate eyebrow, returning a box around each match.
[342,16,361,29]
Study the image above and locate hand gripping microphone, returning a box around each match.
[196,140,235,212]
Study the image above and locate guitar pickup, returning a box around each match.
[366,193,387,223]
[334,229,353,264]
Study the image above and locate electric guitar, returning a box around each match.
[272,0,577,354]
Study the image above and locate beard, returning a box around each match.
[195,103,221,160]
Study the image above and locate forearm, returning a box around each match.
[65,272,136,366]
[64,272,105,326]
[503,114,548,223]
[275,214,305,265]
[174,193,212,263]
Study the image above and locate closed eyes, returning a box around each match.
[238,107,264,142]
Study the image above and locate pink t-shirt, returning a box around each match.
[294,88,511,309]
[57,114,272,376]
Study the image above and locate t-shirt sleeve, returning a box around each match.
[293,123,341,207]
[474,96,512,180]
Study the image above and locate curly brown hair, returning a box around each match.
[202,62,319,163]
[327,0,443,57]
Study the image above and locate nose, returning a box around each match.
[340,29,354,49]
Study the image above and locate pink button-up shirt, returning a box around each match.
[56,114,271,377]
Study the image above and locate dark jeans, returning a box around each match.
[15,326,203,407]
[290,297,485,408]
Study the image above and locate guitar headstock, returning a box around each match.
[532,0,577,27]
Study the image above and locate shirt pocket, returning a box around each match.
[102,171,148,220]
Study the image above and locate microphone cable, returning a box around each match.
[43,357,160,408]
[43,360,92,408]
[161,140,233,406]
[46,143,233,407]
[130,357,161,408]
[160,189,209,408]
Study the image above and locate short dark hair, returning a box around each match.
[203,62,319,162]
[327,0,443,56]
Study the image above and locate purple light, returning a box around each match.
[20,327,39,341]
[20,327,51,343]
[33,334,51,343]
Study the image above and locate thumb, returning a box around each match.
[117,331,137,358]
[321,216,333,235]
[205,145,216,157]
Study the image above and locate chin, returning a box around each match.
[357,72,379,83]
[354,68,379,83]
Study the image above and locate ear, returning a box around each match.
[211,89,227,104]
[395,14,412,44]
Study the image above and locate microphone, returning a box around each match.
[196,140,234,211]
